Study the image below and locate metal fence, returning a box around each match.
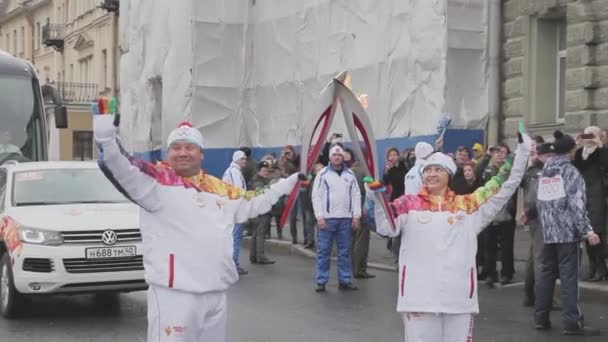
[58,82,99,104]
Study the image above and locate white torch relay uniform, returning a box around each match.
[370,135,531,342]
[94,115,298,342]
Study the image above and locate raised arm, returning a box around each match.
[366,186,406,238]
[94,114,161,212]
[231,173,300,223]
[469,134,531,231]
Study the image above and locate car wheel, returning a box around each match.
[0,253,25,318]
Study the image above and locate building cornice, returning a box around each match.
[0,0,51,25]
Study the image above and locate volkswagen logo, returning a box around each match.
[101,230,118,245]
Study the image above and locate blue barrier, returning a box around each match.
[133,129,484,178]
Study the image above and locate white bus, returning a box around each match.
[0,50,67,164]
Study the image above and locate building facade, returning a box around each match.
[0,0,119,161]
[502,0,608,139]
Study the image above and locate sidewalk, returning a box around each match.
[241,221,608,292]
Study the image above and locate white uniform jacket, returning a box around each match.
[95,119,298,294]
[312,165,362,220]
[371,138,530,314]
[403,160,424,195]
[222,162,246,190]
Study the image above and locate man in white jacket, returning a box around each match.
[93,115,300,342]
[369,132,532,342]
[223,150,248,275]
[312,145,361,292]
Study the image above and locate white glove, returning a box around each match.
[93,114,117,144]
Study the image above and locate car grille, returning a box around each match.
[60,229,141,244]
[63,256,144,274]
[22,258,54,273]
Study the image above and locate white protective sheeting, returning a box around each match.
[119,0,488,151]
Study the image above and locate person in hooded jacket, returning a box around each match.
[222,151,249,275]
[368,131,532,342]
[573,126,608,281]
[535,131,602,336]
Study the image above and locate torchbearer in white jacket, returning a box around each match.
[93,114,302,342]
[368,132,531,342]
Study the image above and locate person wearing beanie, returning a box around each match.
[222,150,249,275]
[93,117,302,342]
[367,131,533,342]
[312,144,361,292]
[535,130,602,336]
[573,126,608,282]
[403,141,434,195]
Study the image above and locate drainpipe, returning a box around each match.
[487,0,501,145]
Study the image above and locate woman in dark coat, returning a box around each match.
[574,126,608,281]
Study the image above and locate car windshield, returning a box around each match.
[12,168,129,206]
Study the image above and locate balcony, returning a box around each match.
[58,82,99,104]
[42,23,65,52]
[100,0,119,14]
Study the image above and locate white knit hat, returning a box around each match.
[232,150,246,162]
[423,152,457,175]
[167,122,204,149]
[414,141,434,160]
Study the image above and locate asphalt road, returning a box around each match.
[0,250,606,342]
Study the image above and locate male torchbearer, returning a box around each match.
[92,105,302,342]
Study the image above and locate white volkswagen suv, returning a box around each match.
[0,161,146,317]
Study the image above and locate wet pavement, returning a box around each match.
[0,248,606,341]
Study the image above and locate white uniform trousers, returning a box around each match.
[402,312,474,342]
[147,285,227,342]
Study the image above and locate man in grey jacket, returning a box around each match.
[520,139,550,306]
[535,131,601,336]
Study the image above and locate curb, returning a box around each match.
[242,237,608,292]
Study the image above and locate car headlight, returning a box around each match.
[18,227,63,246]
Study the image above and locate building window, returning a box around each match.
[526,17,566,125]
[149,77,163,150]
[102,49,108,89]
[12,29,16,55]
[36,22,40,49]
[72,131,93,161]
[556,21,567,122]
[20,26,24,54]
[78,56,93,83]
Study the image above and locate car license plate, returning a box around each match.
[86,246,137,259]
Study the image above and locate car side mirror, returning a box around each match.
[54,106,68,129]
